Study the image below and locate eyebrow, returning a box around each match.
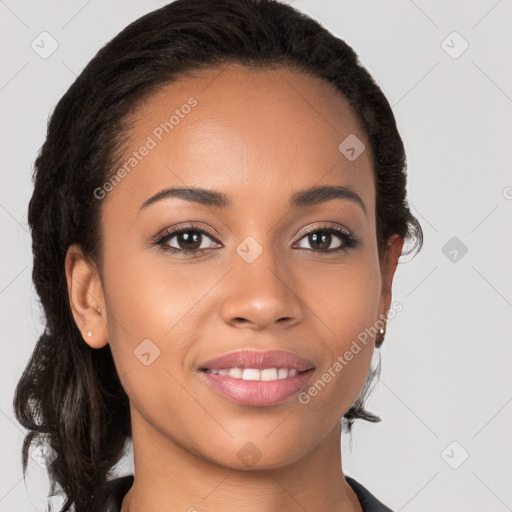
[139,184,367,216]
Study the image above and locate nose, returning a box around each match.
[220,246,304,331]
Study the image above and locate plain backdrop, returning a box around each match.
[1,1,511,511]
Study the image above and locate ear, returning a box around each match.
[378,234,404,323]
[65,243,108,349]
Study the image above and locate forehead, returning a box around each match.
[105,63,375,220]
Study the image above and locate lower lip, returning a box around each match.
[199,369,315,406]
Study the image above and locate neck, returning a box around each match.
[121,408,362,512]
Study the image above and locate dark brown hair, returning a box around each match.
[13,0,423,510]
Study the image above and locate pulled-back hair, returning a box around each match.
[13,0,423,510]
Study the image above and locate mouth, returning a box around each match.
[198,367,315,407]
[197,349,316,406]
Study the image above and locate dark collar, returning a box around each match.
[346,476,394,512]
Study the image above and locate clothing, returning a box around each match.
[97,474,393,512]
[346,476,394,512]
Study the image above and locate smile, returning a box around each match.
[199,367,315,406]
[204,367,301,380]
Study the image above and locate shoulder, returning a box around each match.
[346,476,394,512]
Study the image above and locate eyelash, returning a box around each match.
[153,223,360,257]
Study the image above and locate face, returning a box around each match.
[66,63,403,470]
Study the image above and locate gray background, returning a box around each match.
[1,1,511,511]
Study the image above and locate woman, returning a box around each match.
[14,1,423,511]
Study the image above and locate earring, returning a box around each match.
[87,331,92,337]
[97,305,102,314]
[375,327,386,348]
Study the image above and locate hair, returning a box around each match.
[13,0,423,510]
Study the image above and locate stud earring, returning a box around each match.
[97,305,102,314]
[375,327,386,348]
[87,331,92,337]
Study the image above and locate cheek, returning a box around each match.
[295,257,381,405]
[103,240,223,387]
[102,248,207,436]
[300,253,382,341]
[104,249,186,348]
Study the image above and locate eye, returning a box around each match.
[152,222,360,258]
[293,224,360,253]
[154,224,221,257]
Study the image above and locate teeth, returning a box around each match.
[278,368,289,379]
[228,367,242,379]
[242,368,260,381]
[207,367,301,381]
[260,368,278,381]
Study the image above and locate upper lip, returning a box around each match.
[199,349,315,372]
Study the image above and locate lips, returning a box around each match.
[198,349,315,372]
[200,368,315,406]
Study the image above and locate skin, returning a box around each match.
[65,63,403,512]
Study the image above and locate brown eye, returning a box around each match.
[170,231,205,251]
[155,225,221,256]
[298,230,342,251]
[294,225,359,253]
